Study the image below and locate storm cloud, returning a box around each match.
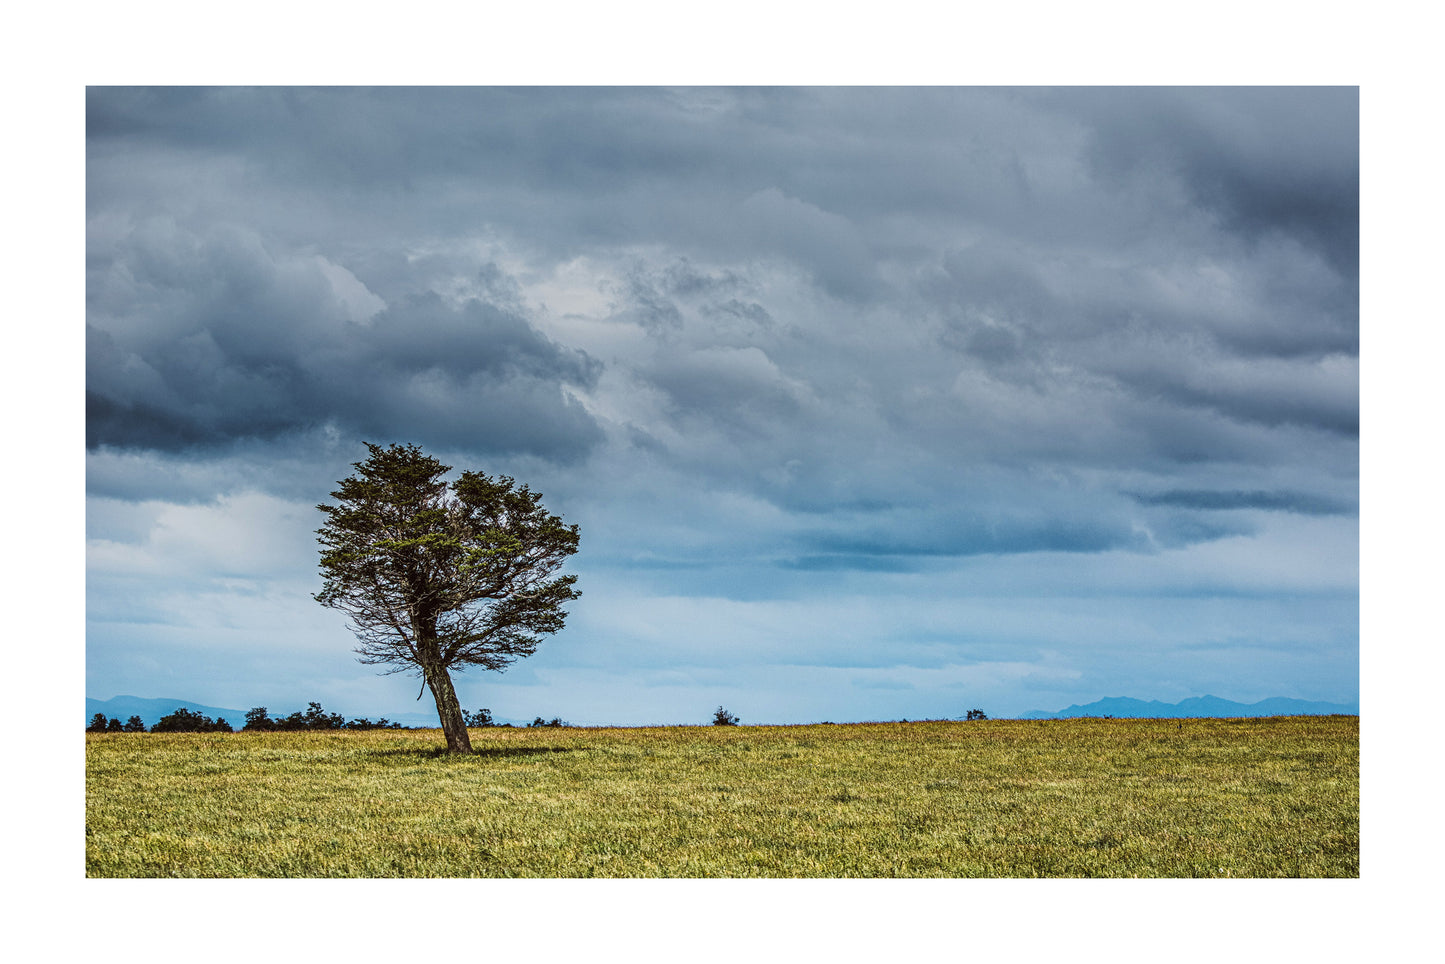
[85,217,601,458]
[86,88,1358,724]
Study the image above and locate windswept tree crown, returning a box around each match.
[315,442,581,677]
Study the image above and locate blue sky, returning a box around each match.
[84,87,1359,725]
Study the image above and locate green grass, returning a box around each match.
[85,715,1357,877]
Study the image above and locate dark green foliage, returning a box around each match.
[250,702,399,731]
[529,716,567,728]
[152,707,234,733]
[88,713,161,733]
[315,443,582,675]
[268,702,347,731]
[343,717,402,730]
[269,712,306,731]
[463,708,496,727]
[315,443,581,754]
[94,701,410,733]
[966,709,988,721]
[712,706,740,726]
[304,702,346,730]
[244,707,274,731]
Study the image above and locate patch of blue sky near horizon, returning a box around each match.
[86,472,1357,722]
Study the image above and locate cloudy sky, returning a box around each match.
[85,87,1358,725]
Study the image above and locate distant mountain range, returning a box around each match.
[1019,694,1358,720]
[86,695,252,729]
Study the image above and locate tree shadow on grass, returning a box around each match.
[371,746,574,761]
[472,746,573,759]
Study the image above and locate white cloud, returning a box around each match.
[311,255,387,323]
[87,491,318,582]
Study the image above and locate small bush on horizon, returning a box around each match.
[712,706,740,726]
[344,717,403,730]
[529,716,567,728]
[966,709,988,721]
[152,707,233,733]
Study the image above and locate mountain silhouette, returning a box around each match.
[85,695,251,729]
[1019,694,1358,720]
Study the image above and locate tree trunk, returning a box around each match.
[424,664,473,753]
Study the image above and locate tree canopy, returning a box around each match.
[315,442,581,752]
[152,707,234,733]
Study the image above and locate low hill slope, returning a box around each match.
[1020,694,1358,720]
[86,695,250,729]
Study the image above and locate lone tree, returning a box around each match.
[315,442,581,753]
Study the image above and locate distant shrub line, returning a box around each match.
[87,702,551,734]
[87,715,149,733]
[239,703,404,731]
[89,703,990,732]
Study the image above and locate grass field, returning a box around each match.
[85,715,1357,877]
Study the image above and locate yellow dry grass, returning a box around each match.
[85,715,1357,877]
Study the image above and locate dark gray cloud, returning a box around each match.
[85,84,1360,517]
[1129,489,1355,516]
[86,218,601,459]
[804,518,1147,560]
[1064,87,1359,277]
